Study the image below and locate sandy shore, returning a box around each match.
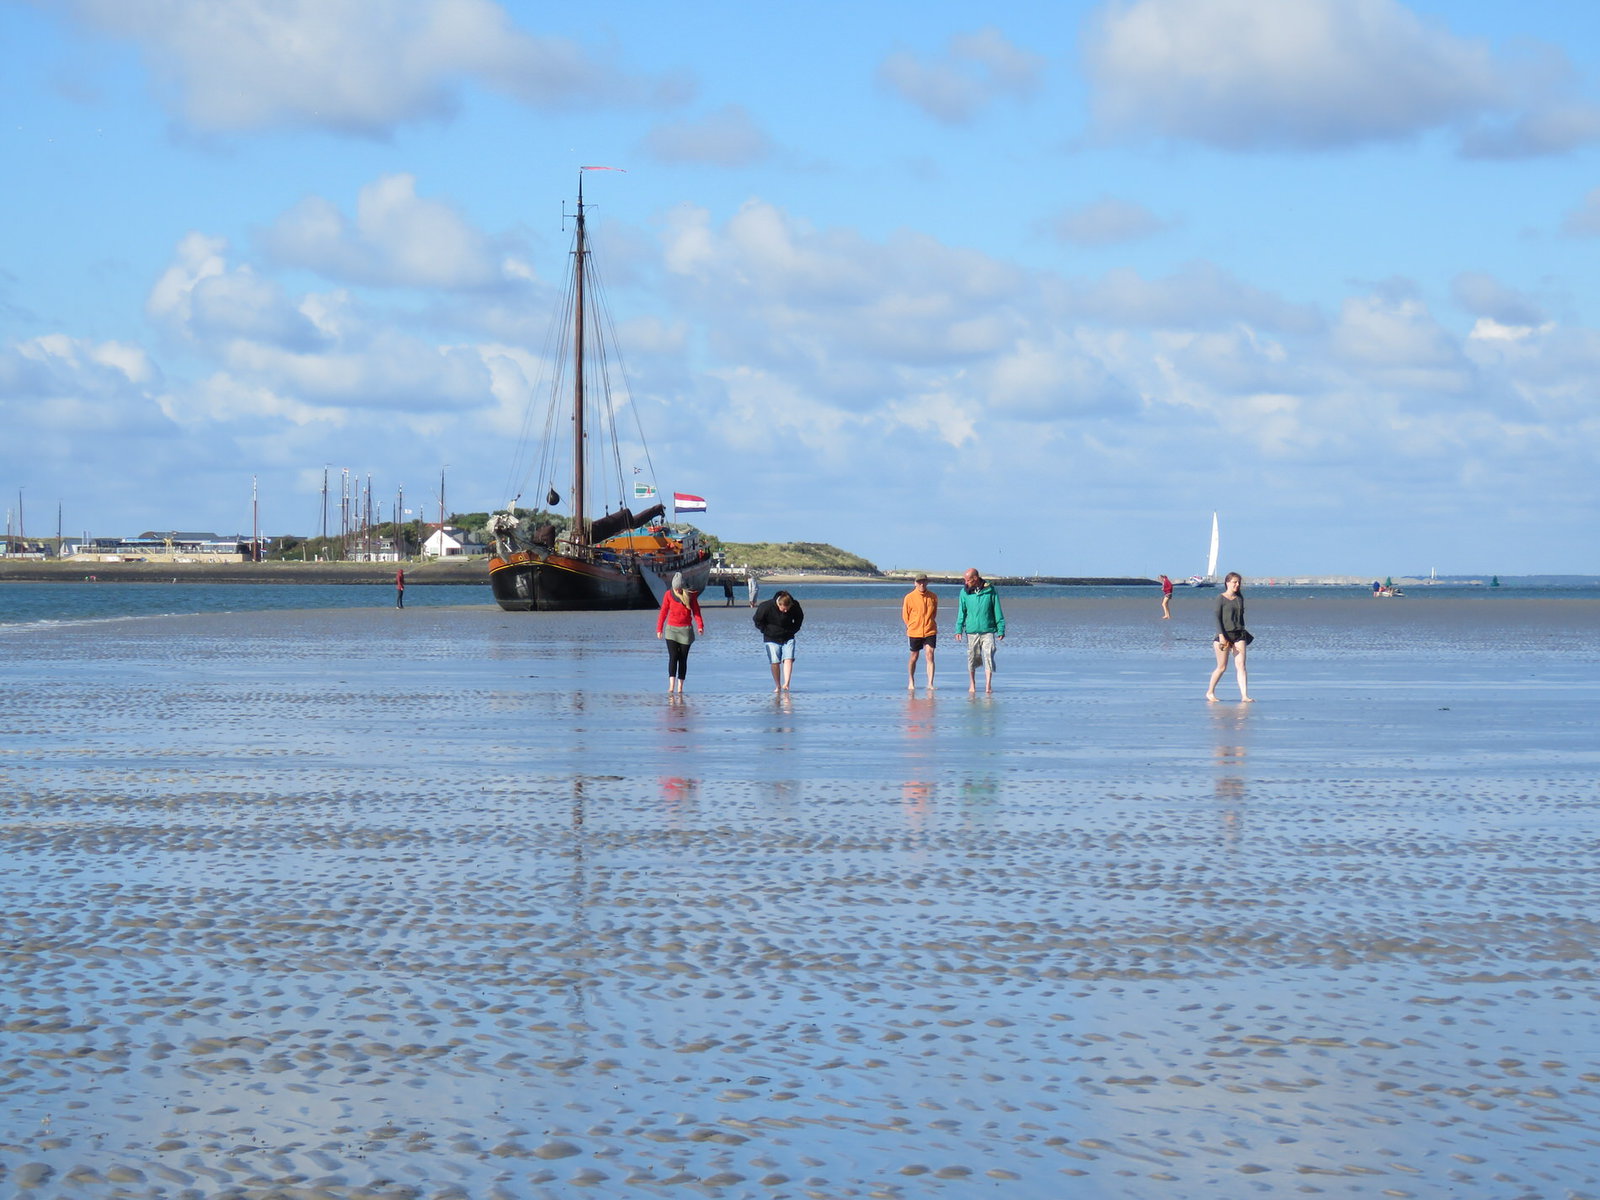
[2,597,1599,1197]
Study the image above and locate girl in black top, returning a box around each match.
[1206,571,1254,702]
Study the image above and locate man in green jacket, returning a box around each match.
[955,567,1005,693]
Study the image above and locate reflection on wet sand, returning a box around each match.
[658,774,698,814]
[2,600,1599,1198]
[1209,705,1250,837]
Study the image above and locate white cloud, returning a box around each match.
[640,105,773,167]
[1330,292,1474,395]
[13,180,1600,564]
[1156,327,1304,396]
[260,174,529,290]
[1052,262,1323,333]
[1082,0,1600,156]
[1451,271,1546,328]
[1461,101,1600,159]
[55,0,688,136]
[982,336,1139,419]
[140,224,509,430]
[3,334,157,399]
[642,203,1600,536]
[219,333,491,414]
[1561,186,1600,236]
[879,26,1045,124]
[160,373,334,428]
[146,231,228,327]
[0,334,171,490]
[662,201,1033,413]
[148,233,332,349]
[1049,196,1171,246]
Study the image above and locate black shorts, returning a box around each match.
[908,634,937,652]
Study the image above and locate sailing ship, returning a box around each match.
[1185,511,1219,587]
[487,174,712,612]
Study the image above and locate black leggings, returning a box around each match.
[666,639,691,680]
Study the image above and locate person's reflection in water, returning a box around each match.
[900,779,934,831]
[659,775,699,822]
[658,691,691,752]
[959,774,997,818]
[765,778,799,812]
[896,694,940,838]
[1209,705,1251,846]
[902,694,936,743]
[962,693,998,745]
[899,695,939,832]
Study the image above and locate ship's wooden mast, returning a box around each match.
[571,178,588,545]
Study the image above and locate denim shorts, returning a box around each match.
[764,640,796,664]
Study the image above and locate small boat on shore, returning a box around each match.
[488,173,711,612]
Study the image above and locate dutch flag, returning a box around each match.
[673,492,708,513]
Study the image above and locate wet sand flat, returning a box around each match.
[2,595,1599,1198]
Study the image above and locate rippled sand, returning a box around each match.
[2,596,1599,1198]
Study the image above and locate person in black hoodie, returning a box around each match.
[752,590,805,692]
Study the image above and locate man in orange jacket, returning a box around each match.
[902,574,938,691]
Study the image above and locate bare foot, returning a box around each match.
[908,682,916,691]
[1241,696,1254,703]
[1205,693,1218,702]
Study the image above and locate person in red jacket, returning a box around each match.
[655,572,705,696]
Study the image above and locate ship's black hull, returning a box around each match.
[488,551,712,612]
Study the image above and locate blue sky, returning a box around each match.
[3,0,1599,576]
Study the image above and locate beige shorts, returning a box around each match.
[966,632,997,670]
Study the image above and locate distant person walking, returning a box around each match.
[955,568,1005,694]
[1206,571,1254,703]
[902,574,939,691]
[1159,574,1173,619]
[395,568,405,609]
[656,572,705,697]
[722,579,735,606]
[746,574,759,608]
[753,590,804,692]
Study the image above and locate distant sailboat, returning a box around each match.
[1186,512,1219,588]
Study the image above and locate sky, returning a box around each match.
[3,0,1599,577]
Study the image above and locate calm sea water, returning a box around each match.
[3,578,1597,630]
[0,579,474,627]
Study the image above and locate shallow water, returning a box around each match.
[1,595,1598,1198]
